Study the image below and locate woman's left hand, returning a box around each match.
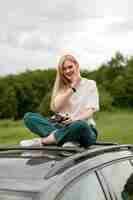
[61,116,74,125]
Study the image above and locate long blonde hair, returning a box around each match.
[50,54,79,111]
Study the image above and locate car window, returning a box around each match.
[101,160,133,200]
[57,172,106,200]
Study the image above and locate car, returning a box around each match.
[0,141,133,200]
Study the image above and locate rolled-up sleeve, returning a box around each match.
[85,80,99,111]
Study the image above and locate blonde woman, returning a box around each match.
[21,55,99,147]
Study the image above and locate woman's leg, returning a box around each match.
[23,113,97,147]
[23,112,58,138]
[53,120,97,147]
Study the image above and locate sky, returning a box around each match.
[0,0,133,76]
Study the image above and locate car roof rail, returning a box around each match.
[44,144,133,179]
[0,145,83,152]
[0,141,117,158]
[95,141,118,145]
[0,145,84,159]
[0,142,120,159]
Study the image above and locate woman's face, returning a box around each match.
[62,60,77,80]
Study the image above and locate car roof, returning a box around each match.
[0,142,133,192]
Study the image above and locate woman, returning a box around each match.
[21,54,99,148]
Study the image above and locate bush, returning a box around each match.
[37,92,54,117]
[99,88,113,111]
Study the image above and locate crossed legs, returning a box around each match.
[23,112,97,147]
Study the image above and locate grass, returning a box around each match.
[96,109,133,144]
[0,110,133,145]
[0,119,35,145]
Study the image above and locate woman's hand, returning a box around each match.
[71,75,81,88]
[70,67,81,88]
[61,116,74,125]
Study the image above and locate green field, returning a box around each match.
[0,110,133,145]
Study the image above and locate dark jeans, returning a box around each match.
[23,112,98,148]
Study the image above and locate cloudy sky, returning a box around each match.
[0,0,133,75]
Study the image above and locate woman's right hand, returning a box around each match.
[70,67,81,88]
[71,76,81,88]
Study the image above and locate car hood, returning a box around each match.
[0,178,48,192]
[0,157,56,184]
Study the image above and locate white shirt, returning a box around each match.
[59,78,99,126]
